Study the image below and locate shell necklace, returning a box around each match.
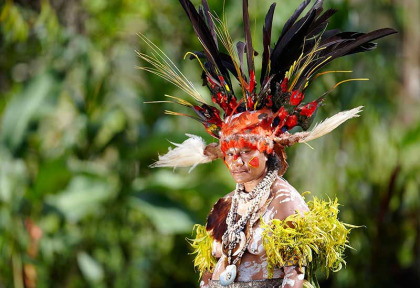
[219,169,278,286]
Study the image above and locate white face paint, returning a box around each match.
[282,278,295,288]
[262,207,276,222]
[285,272,294,278]
[248,227,264,254]
[275,192,290,198]
[297,273,304,280]
[261,257,283,279]
[237,260,261,281]
[279,197,292,203]
[272,268,282,278]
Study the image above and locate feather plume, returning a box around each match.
[301,106,363,142]
[260,3,276,86]
[179,0,232,88]
[242,0,255,74]
[137,34,206,103]
[201,0,218,48]
[212,14,248,104]
[150,134,213,172]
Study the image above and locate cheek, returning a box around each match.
[224,159,231,170]
[248,157,260,168]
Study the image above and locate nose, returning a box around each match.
[232,155,244,167]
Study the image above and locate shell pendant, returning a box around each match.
[219,264,237,286]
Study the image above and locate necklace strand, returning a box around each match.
[222,169,278,265]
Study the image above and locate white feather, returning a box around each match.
[150,134,212,172]
[301,106,363,143]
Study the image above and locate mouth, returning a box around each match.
[232,170,248,174]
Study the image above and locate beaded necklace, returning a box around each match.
[219,169,278,286]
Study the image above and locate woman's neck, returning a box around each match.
[243,168,268,192]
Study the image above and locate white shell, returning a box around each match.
[233,232,246,256]
[219,264,237,286]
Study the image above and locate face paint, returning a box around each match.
[224,147,268,184]
[223,159,231,170]
[248,156,260,168]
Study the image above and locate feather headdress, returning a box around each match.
[140,0,396,170]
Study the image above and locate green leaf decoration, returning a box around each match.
[187,224,216,278]
[261,196,359,287]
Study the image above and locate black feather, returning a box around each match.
[279,0,311,41]
[179,0,232,88]
[242,0,255,75]
[260,3,276,86]
[306,9,337,38]
[294,28,397,89]
[236,41,246,80]
[270,7,317,86]
[189,51,240,82]
[201,0,218,49]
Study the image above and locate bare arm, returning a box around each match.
[200,271,212,288]
[271,179,308,288]
[281,266,305,288]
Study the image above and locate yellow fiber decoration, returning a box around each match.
[261,196,358,286]
[187,224,217,278]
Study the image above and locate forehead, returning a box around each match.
[226,147,258,154]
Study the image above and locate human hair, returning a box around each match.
[267,148,288,176]
[267,153,281,172]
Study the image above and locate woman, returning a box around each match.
[198,109,310,287]
[182,106,359,287]
[143,0,396,286]
[202,148,308,287]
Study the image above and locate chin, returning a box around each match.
[231,173,252,183]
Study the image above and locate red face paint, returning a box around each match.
[248,156,260,168]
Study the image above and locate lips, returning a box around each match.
[232,170,248,174]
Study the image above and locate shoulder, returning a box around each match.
[269,176,309,220]
[205,191,233,242]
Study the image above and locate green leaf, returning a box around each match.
[77,252,104,283]
[46,175,115,222]
[400,120,420,147]
[0,2,29,43]
[0,148,27,204]
[131,195,194,235]
[1,73,54,152]
[93,109,126,149]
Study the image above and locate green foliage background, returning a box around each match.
[0,0,419,287]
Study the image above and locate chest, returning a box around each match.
[211,205,278,257]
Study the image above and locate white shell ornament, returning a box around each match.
[219,264,237,286]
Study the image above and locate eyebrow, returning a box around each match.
[226,148,251,154]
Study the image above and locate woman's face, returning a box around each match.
[224,147,268,184]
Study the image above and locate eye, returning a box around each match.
[240,150,250,154]
[227,152,234,157]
